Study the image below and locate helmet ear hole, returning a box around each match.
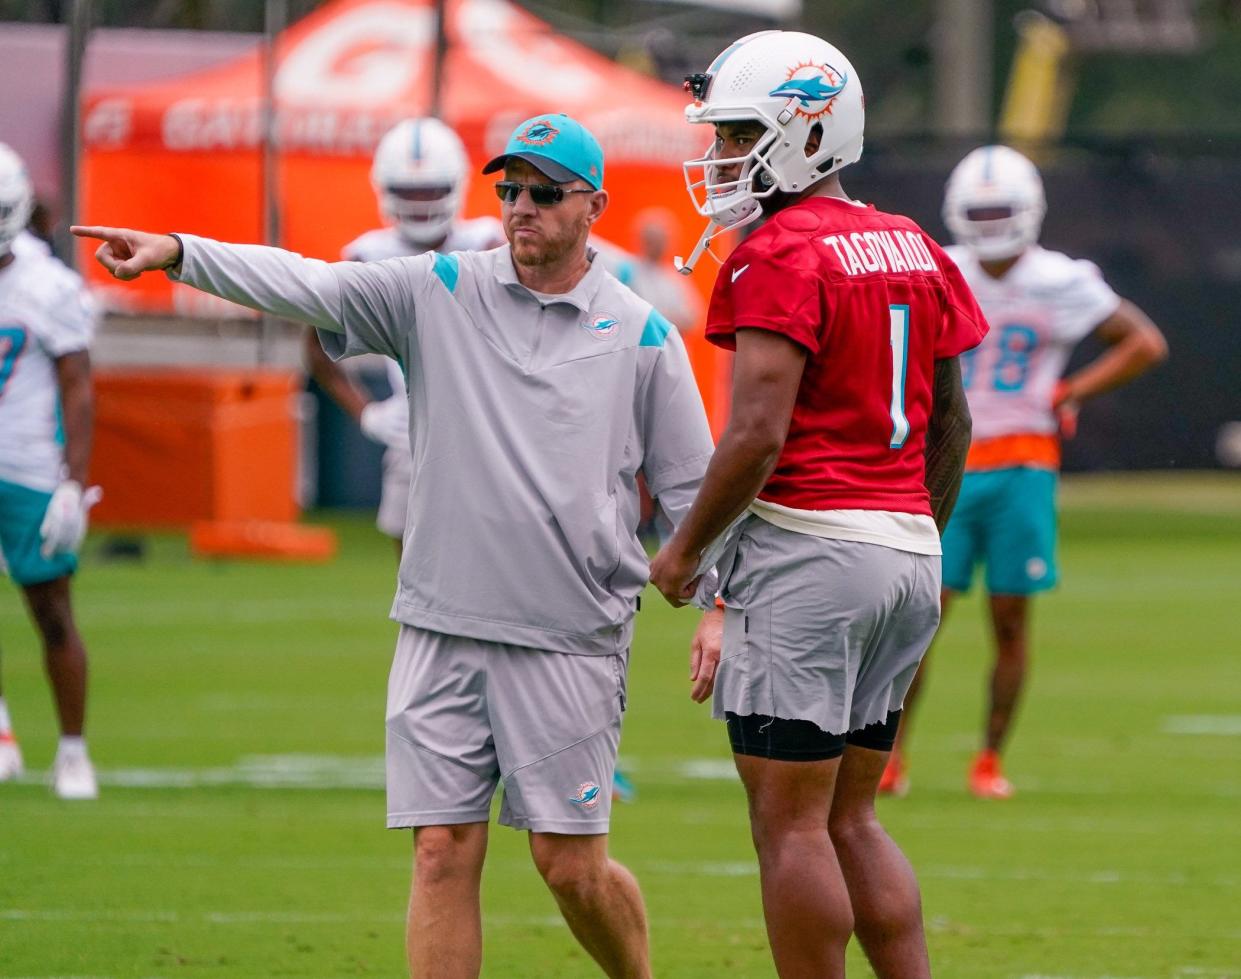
[804,122,823,159]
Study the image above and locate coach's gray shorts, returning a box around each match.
[386,626,627,834]
[713,515,941,736]
[376,446,412,539]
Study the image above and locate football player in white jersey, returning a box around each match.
[881,145,1168,799]
[0,143,102,799]
[304,117,505,555]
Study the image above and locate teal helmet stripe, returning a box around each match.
[708,39,746,74]
[708,30,779,74]
[411,120,422,162]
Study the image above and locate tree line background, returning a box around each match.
[4,0,1241,139]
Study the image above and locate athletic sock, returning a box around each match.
[56,735,87,761]
[0,697,12,736]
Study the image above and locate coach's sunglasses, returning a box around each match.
[494,181,595,207]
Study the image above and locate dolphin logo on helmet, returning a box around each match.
[768,69,848,112]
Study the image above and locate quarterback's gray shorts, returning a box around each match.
[386,626,627,834]
[713,515,941,736]
[376,445,412,539]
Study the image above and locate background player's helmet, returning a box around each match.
[0,143,34,257]
[943,145,1046,261]
[676,30,864,271]
[371,118,468,246]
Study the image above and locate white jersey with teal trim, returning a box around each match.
[11,230,53,259]
[171,236,714,656]
[343,217,505,264]
[0,249,97,492]
[946,244,1120,441]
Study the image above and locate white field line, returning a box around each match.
[8,851,1235,890]
[79,595,389,629]
[1012,967,1146,977]
[4,908,1238,946]
[8,752,1241,800]
[1162,715,1241,736]
[635,860,1241,890]
[11,754,386,791]
[1018,972,1239,979]
[670,759,1241,800]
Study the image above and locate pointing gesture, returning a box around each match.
[71,226,181,281]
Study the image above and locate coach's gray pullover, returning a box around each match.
[172,236,714,655]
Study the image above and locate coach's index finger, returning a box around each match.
[70,225,123,241]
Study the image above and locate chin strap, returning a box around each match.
[674,221,724,276]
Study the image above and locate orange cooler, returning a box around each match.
[91,368,300,528]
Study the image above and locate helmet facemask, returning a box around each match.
[684,123,780,232]
[380,183,462,247]
[949,204,1041,261]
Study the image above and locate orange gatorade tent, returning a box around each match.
[80,0,714,319]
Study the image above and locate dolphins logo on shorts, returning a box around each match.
[569,781,601,810]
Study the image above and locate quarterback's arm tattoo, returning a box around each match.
[925,355,972,532]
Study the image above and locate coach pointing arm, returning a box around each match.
[71,226,412,359]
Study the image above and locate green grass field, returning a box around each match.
[2,473,1239,978]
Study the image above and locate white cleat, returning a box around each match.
[52,753,99,800]
[0,735,24,781]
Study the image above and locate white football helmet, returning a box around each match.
[0,143,35,257]
[371,118,468,246]
[678,30,865,273]
[943,145,1046,261]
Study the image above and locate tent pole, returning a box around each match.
[57,0,91,269]
[430,0,448,119]
[259,0,287,365]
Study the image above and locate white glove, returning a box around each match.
[359,397,409,450]
[39,480,103,559]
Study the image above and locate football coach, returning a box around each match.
[75,112,714,979]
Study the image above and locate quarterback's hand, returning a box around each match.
[1052,380,1080,440]
[690,608,724,703]
[71,226,181,281]
[359,397,409,449]
[39,480,103,559]
[649,542,701,608]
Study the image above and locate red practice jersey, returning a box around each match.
[706,196,988,516]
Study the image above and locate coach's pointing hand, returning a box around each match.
[71,226,182,280]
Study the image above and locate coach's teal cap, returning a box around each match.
[482,113,604,190]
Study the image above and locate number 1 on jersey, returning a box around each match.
[888,305,910,449]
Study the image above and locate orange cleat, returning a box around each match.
[0,731,24,781]
[878,750,909,797]
[968,749,1014,799]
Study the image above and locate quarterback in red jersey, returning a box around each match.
[650,30,987,979]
